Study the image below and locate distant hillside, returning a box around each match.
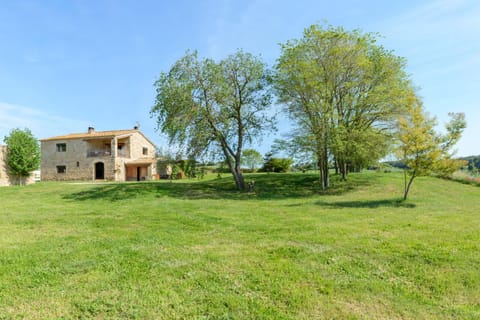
[383,160,407,169]
[385,155,480,171]
[459,155,480,171]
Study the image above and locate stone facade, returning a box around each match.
[40,128,156,182]
[0,145,10,186]
[0,145,36,186]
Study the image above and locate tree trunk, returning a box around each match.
[224,160,245,190]
[220,146,246,191]
[318,153,329,190]
[324,145,330,189]
[318,160,323,189]
[403,170,415,200]
[226,161,245,191]
[341,161,347,181]
[233,163,246,190]
[323,162,329,189]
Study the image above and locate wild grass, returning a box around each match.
[451,170,480,186]
[0,171,479,319]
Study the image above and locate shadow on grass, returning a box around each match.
[62,173,375,202]
[316,198,416,209]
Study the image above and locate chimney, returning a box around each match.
[88,127,95,134]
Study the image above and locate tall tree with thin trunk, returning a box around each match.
[275,24,412,189]
[151,50,274,190]
[242,149,263,171]
[397,94,466,200]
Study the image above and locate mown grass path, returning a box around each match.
[0,172,479,319]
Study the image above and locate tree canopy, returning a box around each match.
[275,24,412,189]
[151,50,274,190]
[150,23,468,196]
[241,148,263,171]
[3,128,40,185]
[397,94,466,200]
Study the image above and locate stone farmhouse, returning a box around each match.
[0,145,36,186]
[40,127,157,181]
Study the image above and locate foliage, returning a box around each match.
[260,153,293,173]
[157,157,204,180]
[156,159,171,178]
[241,148,263,171]
[176,158,198,178]
[156,148,176,178]
[459,155,480,173]
[275,24,412,189]
[271,129,317,169]
[397,94,466,200]
[3,128,40,184]
[151,49,274,190]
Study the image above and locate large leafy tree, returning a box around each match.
[275,24,412,189]
[241,148,263,171]
[151,50,274,190]
[3,128,40,185]
[398,94,466,200]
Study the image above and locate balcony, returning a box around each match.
[86,149,129,158]
[87,149,111,157]
[117,149,129,157]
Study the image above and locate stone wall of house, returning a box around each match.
[41,139,116,181]
[0,145,9,186]
[0,145,36,186]
[40,130,156,182]
[120,131,157,181]
[129,131,156,160]
[113,158,126,182]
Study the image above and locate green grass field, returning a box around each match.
[0,172,479,319]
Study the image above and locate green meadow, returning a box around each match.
[0,172,479,319]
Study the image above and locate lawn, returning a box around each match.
[0,171,479,319]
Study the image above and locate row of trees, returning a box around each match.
[151,24,466,199]
[275,25,409,189]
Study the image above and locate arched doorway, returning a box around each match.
[95,162,104,180]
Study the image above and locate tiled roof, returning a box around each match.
[40,129,138,141]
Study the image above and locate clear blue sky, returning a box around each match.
[1,0,478,157]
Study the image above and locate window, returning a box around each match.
[56,165,66,174]
[56,143,66,152]
[142,147,148,155]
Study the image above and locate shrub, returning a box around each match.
[260,157,293,173]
